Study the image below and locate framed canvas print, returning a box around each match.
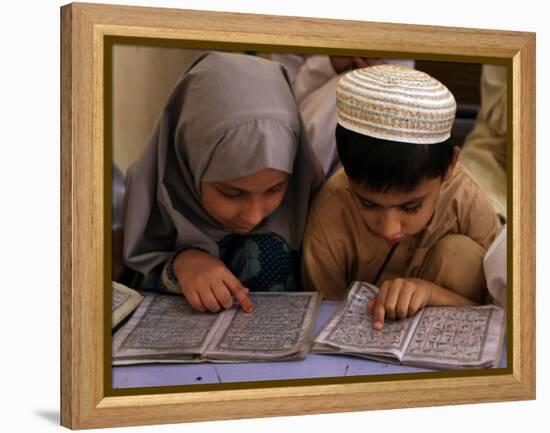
[60,2,535,429]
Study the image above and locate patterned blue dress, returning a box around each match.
[133,233,302,293]
[220,233,300,292]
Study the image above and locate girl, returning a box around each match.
[122,51,324,313]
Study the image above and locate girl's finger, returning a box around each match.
[223,270,254,313]
[182,287,206,312]
[211,284,234,309]
[198,287,222,313]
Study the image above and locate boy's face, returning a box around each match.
[349,176,445,245]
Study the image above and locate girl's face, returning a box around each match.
[201,169,290,233]
[349,177,444,245]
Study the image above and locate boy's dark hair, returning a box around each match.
[336,124,456,193]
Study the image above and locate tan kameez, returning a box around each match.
[302,163,499,302]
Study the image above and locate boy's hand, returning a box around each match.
[172,249,254,314]
[367,278,434,330]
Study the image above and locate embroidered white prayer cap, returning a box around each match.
[336,64,456,144]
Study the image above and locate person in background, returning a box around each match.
[459,64,507,222]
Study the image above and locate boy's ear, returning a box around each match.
[443,146,460,182]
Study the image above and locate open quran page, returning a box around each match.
[204,292,320,361]
[112,294,225,365]
[401,305,505,369]
[313,281,421,361]
[112,281,144,329]
[314,281,505,369]
[112,292,320,365]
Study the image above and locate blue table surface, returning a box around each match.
[112,301,507,389]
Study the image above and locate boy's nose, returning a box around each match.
[379,210,402,240]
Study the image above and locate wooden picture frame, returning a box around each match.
[60,2,535,429]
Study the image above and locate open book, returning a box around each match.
[313,281,505,369]
[112,281,144,329]
[113,291,320,365]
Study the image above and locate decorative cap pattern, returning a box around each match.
[336,64,456,144]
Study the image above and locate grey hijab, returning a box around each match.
[123,51,324,288]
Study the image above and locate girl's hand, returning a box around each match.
[172,249,254,314]
[367,278,434,330]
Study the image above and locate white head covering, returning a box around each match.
[122,52,324,288]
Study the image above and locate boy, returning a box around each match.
[302,64,499,330]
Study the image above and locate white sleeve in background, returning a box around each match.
[293,55,337,102]
[483,225,507,308]
[299,74,341,176]
[270,53,307,84]
[112,162,126,231]
[388,59,415,68]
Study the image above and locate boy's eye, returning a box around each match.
[359,197,422,214]
[401,203,422,214]
[359,199,375,210]
[359,197,383,211]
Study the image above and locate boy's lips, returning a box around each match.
[384,236,403,245]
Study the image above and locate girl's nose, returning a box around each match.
[241,199,265,227]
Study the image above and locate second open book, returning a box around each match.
[313,281,505,369]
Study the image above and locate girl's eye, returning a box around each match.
[220,189,242,198]
[401,203,422,214]
[267,183,285,194]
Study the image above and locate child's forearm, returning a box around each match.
[427,281,478,307]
